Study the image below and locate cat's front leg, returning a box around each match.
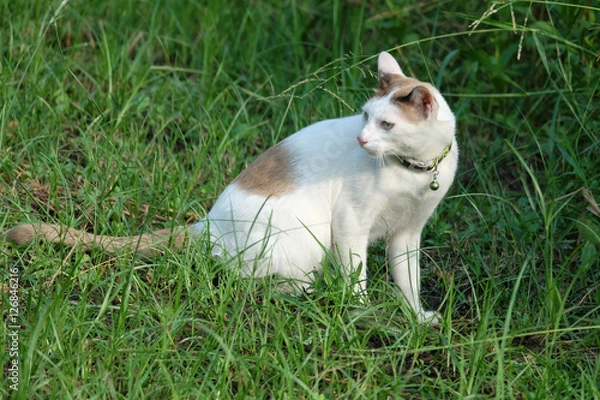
[388,233,438,323]
[331,231,369,300]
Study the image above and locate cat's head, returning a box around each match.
[358,52,455,163]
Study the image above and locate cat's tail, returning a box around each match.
[4,222,192,257]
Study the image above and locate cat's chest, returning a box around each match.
[367,191,425,239]
[339,164,444,239]
[351,161,432,205]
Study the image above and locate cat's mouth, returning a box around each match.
[357,138,381,157]
[359,142,394,160]
[360,144,384,158]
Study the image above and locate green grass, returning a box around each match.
[1,0,599,398]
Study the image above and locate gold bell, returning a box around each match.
[430,168,440,191]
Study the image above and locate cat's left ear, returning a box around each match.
[394,86,438,120]
[378,52,405,77]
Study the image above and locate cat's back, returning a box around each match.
[227,113,363,200]
[284,114,365,181]
[287,113,364,154]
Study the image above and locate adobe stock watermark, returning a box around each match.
[5,265,20,392]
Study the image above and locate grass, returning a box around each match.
[1,0,599,398]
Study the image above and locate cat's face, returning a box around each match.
[357,52,455,162]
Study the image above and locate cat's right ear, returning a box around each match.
[377,52,404,77]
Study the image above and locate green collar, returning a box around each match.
[393,142,453,191]
[394,142,452,172]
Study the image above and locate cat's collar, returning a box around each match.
[394,142,452,172]
[393,142,453,191]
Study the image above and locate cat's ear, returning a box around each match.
[378,52,404,77]
[394,86,438,120]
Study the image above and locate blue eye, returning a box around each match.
[382,121,394,131]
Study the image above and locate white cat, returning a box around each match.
[6,52,457,322]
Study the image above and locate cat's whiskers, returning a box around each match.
[380,154,392,169]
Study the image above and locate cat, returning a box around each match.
[5,52,458,322]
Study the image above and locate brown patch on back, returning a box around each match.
[377,73,437,122]
[233,141,295,197]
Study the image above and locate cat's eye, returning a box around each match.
[363,111,369,121]
[381,121,394,131]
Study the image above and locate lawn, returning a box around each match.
[1,0,599,398]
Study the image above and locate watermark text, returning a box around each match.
[5,266,20,392]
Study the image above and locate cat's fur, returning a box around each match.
[6,52,457,321]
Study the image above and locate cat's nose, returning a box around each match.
[357,136,368,146]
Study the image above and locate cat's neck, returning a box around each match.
[392,141,453,172]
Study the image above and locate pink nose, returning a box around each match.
[357,136,367,146]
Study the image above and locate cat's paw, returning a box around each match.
[418,310,441,325]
